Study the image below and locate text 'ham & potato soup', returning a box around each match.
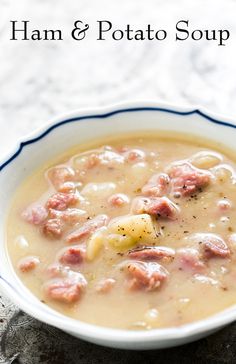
[6,133,236,329]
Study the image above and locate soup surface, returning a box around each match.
[6,133,236,330]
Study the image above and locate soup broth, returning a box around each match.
[6,133,236,329]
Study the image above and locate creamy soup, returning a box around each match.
[6,133,236,330]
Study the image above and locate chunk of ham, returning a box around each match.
[187,233,230,259]
[47,166,75,190]
[108,193,130,207]
[46,192,78,211]
[199,234,230,259]
[123,149,146,163]
[168,161,212,197]
[18,256,40,273]
[126,261,168,291]
[95,278,116,293]
[142,173,170,197]
[44,273,87,303]
[74,149,126,178]
[58,181,76,194]
[147,197,179,219]
[49,208,86,224]
[59,246,86,265]
[46,264,70,278]
[87,150,124,169]
[22,204,48,225]
[66,214,109,243]
[131,196,179,219]
[128,246,175,262]
[176,248,205,273]
[217,199,232,213]
[43,218,64,239]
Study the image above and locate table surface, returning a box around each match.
[1,0,236,363]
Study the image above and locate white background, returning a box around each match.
[0,0,236,157]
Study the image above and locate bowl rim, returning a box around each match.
[1,100,236,172]
[1,100,236,345]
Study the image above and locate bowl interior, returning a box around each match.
[1,105,236,349]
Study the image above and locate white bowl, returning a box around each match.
[1,102,236,350]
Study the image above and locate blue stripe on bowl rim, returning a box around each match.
[0,107,236,172]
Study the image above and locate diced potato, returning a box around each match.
[14,235,29,251]
[131,162,149,178]
[107,233,135,249]
[144,308,159,324]
[86,227,107,261]
[228,233,236,252]
[212,164,234,183]
[108,214,157,244]
[71,149,99,169]
[81,182,116,198]
[190,151,222,169]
